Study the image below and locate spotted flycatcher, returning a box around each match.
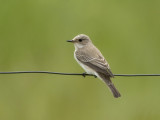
[67,34,121,98]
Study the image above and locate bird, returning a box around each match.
[67,34,121,98]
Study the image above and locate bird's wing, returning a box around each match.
[75,50,114,77]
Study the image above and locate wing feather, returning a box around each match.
[75,50,114,77]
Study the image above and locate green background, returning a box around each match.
[0,0,160,120]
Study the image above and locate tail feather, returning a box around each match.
[98,73,121,98]
[107,82,121,98]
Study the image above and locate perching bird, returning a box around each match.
[67,34,121,98]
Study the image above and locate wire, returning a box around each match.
[0,71,160,77]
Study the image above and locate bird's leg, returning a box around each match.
[82,72,87,77]
[94,75,97,78]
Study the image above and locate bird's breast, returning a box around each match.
[74,51,96,75]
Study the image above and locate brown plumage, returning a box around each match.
[67,34,121,98]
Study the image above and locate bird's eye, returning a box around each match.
[79,39,83,42]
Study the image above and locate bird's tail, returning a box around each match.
[98,73,121,98]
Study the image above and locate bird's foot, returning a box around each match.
[94,75,97,78]
[82,72,87,77]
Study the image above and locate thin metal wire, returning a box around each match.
[0,71,160,77]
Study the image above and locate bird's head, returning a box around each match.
[67,34,92,48]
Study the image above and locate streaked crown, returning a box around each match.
[72,34,92,45]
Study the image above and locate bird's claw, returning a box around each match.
[82,72,86,77]
[94,75,97,78]
[82,72,97,78]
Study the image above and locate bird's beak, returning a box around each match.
[67,40,74,43]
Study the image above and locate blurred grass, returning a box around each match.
[0,0,160,120]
